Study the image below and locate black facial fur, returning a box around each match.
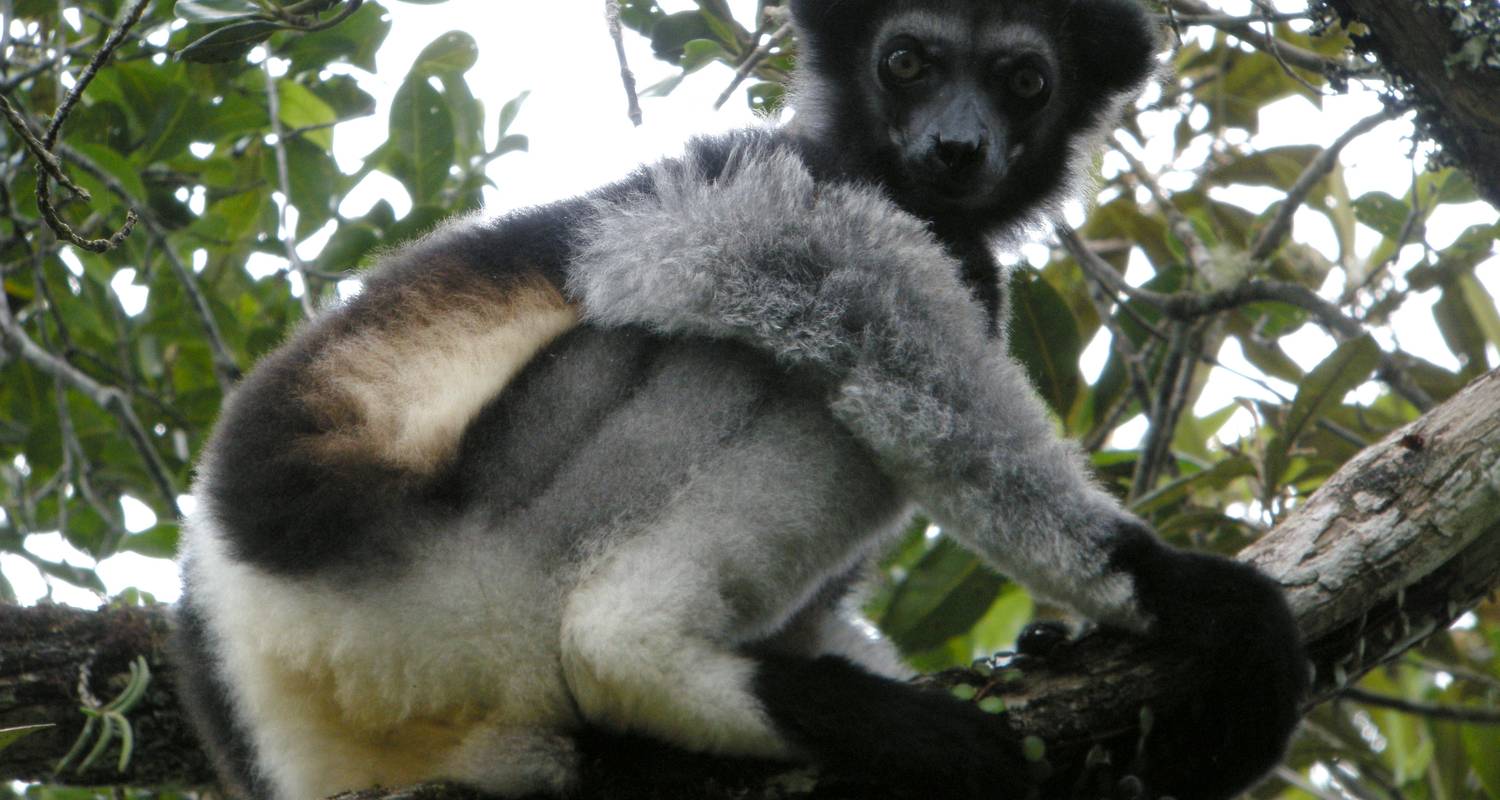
[789,0,1157,230]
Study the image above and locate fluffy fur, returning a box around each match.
[174,1,1305,798]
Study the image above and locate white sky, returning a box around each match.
[4,0,1496,606]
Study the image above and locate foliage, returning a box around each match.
[0,1,1496,798]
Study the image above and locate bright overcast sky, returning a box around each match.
[4,0,1496,607]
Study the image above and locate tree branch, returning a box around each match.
[604,0,643,127]
[1339,687,1500,725]
[0,276,181,517]
[1326,0,1500,205]
[1249,107,1404,261]
[4,367,1498,796]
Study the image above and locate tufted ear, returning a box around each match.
[1063,0,1160,96]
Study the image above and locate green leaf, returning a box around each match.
[1433,282,1492,375]
[32,556,108,594]
[283,0,393,74]
[879,538,1006,654]
[120,524,180,559]
[1266,335,1381,486]
[680,39,729,73]
[649,11,715,63]
[1131,456,1255,515]
[275,79,338,150]
[493,134,529,158]
[1008,270,1082,416]
[1465,725,1500,798]
[412,31,479,77]
[69,142,147,203]
[498,91,530,136]
[386,76,455,202]
[174,0,262,23]
[177,19,281,63]
[0,724,53,754]
[1207,145,1322,192]
[1458,272,1500,349]
[1352,191,1411,239]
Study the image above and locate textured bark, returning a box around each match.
[2,369,1498,799]
[1328,0,1500,205]
[0,604,211,788]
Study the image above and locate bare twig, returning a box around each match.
[1250,107,1403,261]
[1250,0,1330,96]
[713,22,792,110]
[1133,320,1204,496]
[264,64,319,319]
[1340,687,1500,725]
[604,0,643,126]
[1168,0,1367,76]
[1061,226,1436,412]
[44,0,151,149]
[1113,141,1212,272]
[0,0,148,253]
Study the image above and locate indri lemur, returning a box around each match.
[173,0,1306,797]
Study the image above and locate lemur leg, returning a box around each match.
[758,568,910,680]
[559,532,791,759]
[560,517,1034,798]
[441,726,580,797]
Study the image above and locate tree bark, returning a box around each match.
[1328,0,1500,205]
[2,368,1499,798]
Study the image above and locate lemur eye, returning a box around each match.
[1009,67,1047,99]
[883,48,927,83]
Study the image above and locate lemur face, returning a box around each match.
[867,9,1060,211]
[789,0,1158,226]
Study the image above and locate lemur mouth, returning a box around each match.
[920,172,1003,210]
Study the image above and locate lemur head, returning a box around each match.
[788,0,1158,231]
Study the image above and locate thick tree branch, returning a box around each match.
[1326,0,1500,205]
[3,368,1499,798]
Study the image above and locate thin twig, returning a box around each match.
[58,143,242,392]
[1341,687,1500,725]
[1133,320,1204,497]
[1062,226,1435,412]
[1113,141,1212,272]
[0,0,147,253]
[45,0,151,149]
[1250,107,1403,261]
[1062,225,1363,337]
[264,64,319,319]
[0,273,180,518]
[605,0,643,126]
[714,22,792,110]
[1168,0,1367,76]
[1250,0,1329,96]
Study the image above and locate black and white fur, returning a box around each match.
[173,1,1306,798]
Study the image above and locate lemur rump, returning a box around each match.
[173,0,1306,798]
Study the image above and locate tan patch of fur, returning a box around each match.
[255,657,477,796]
[302,271,579,475]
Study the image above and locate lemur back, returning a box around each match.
[175,2,1307,798]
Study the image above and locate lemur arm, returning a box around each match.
[570,142,1306,798]
[573,142,1144,626]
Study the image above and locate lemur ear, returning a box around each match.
[789,0,889,59]
[1063,0,1161,96]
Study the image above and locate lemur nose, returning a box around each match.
[934,137,986,173]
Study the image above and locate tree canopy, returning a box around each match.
[0,1,1497,798]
